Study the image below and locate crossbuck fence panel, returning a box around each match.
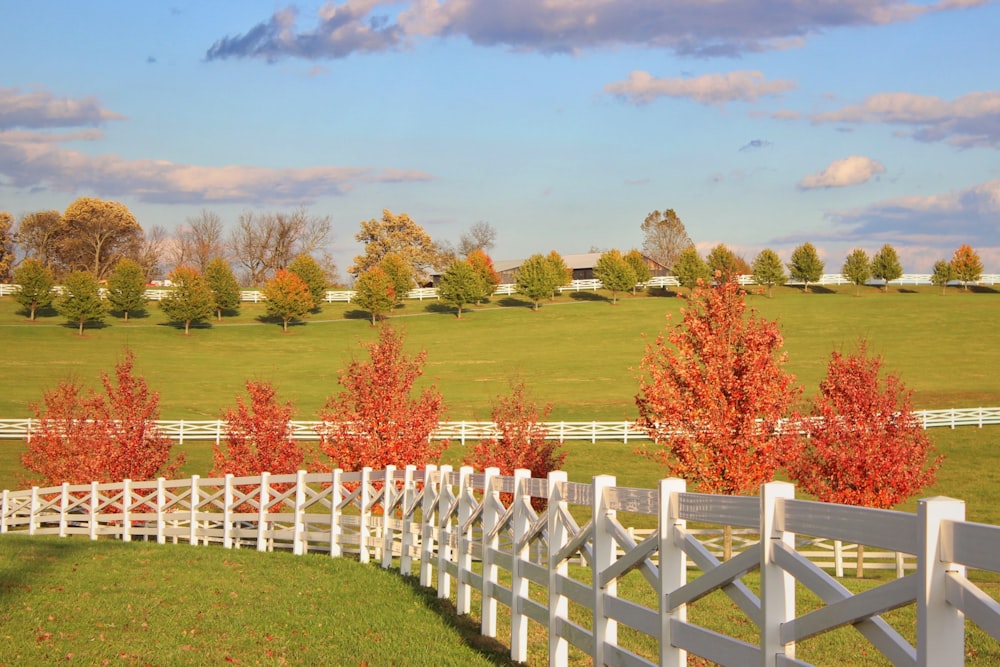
[3,468,999,666]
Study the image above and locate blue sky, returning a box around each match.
[2,0,998,277]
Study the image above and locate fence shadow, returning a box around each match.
[396,571,520,666]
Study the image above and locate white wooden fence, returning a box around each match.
[2,468,997,666]
[3,273,998,304]
[1,408,998,446]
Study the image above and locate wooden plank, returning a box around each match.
[599,530,659,589]
[553,616,594,655]
[946,574,1000,641]
[604,644,657,667]
[670,619,760,667]
[942,519,1000,572]
[783,574,916,643]
[666,547,759,610]
[604,595,658,638]
[677,492,759,528]
[781,498,918,554]
[554,573,591,608]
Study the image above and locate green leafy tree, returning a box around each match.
[204,257,241,320]
[160,265,214,335]
[437,259,484,319]
[750,248,787,298]
[516,253,561,310]
[12,258,55,320]
[264,269,314,332]
[287,253,328,310]
[950,244,983,291]
[379,253,415,305]
[870,244,903,292]
[0,211,15,282]
[641,208,692,270]
[931,259,954,295]
[842,248,871,296]
[706,244,745,281]
[788,242,824,292]
[57,271,108,335]
[353,267,397,325]
[545,251,572,295]
[594,249,637,304]
[623,249,652,295]
[106,258,147,321]
[466,249,500,303]
[672,246,711,293]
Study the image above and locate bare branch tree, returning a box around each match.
[229,208,332,286]
[457,221,497,256]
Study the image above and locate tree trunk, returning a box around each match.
[282,319,289,332]
[184,320,190,335]
[724,524,733,561]
[78,319,84,336]
[855,544,865,578]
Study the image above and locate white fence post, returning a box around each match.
[510,468,532,664]
[381,465,397,569]
[28,486,38,536]
[917,496,966,667]
[328,469,341,558]
[399,465,416,575]
[420,464,438,588]
[660,477,687,667]
[547,470,569,667]
[1,489,9,533]
[59,482,70,538]
[480,466,501,639]
[456,465,474,616]
[223,474,234,549]
[592,474,618,665]
[293,470,307,556]
[436,464,454,601]
[89,481,99,541]
[359,467,372,564]
[257,472,270,553]
[761,481,796,666]
[122,479,132,543]
[189,475,200,546]
[156,478,166,545]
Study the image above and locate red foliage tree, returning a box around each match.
[318,325,445,472]
[786,340,942,509]
[635,275,800,495]
[212,381,305,478]
[464,379,565,509]
[21,350,185,486]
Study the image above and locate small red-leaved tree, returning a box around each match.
[212,381,305,511]
[787,340,941,508]
[464,378,565,509]
[213,381,305,478]
[318,325,445,472]
[21,350,185,487]
[636,275,800,496]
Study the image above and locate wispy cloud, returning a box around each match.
[0,87,125,130]
[826,179,1000,247]
[739,139,773,152]
[604,71,794,106]
[798,156,886,189]
[0,87,431,205]
[205,0,988,61]
[811,91,1000,149]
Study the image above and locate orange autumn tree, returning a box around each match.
[787,340,941,509]
[318,325,445,472]
[636,275,800,496]
[212,380,305,479]
[21,350,185,486]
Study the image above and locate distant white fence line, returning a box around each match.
[0,407,998,445]
[2,467,997,666]
[3,273,998,304]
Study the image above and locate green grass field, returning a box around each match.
[2,285,1000,665]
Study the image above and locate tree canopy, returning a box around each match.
[264,270,314,332]
[950,244,983,291]
[593,249,637,304]
[437,258,484,318]
[641,209,692,270]
[871,244,903,291]
[12,258,55,320]
[516,254,562,310]
[106,258,148,321]
[672,246,711,293]
[59,197,144,280]
[842,248,871,296]
[351,209,438,285]
[160,266,214,335]
[57,271,108,335]
[788,242,824,292]
[751,248,786,298]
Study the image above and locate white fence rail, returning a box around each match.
[0,408,998,445]
[2,468,997,666]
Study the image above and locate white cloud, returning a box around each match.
[604,70,795,106]
[811,91,1000,149]
[0,87,125,130]
[206,0,990,60]
[798,156,886,189]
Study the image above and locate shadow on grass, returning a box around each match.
[343,308,375,321]
[567,291,606,302]
[424,302,460,315]
[109,309,150,321]
[254,314,308,329]
[496,297,534,309]
[0,535,93,605]
[60,320,110,331]
[397,573,520,666]
[969,285,999,294]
